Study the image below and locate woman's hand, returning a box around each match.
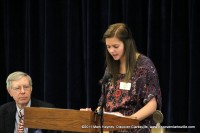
[80,108,92,111]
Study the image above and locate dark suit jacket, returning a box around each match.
[0,98,61,133]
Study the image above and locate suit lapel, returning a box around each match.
[5,102,16,133]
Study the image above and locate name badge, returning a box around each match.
[119,82,131,90]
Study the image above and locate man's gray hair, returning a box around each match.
[6,71,32,89]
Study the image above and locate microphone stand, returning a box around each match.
[96,73,111,133]
[99,83,106,133]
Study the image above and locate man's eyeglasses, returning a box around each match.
[11,85,31,92]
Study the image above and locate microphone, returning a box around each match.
[99,73,112,85]
[98,73,112,133]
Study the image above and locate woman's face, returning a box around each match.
[105,37,125,61]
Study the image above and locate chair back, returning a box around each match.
[151,110,165,133]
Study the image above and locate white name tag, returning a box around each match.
[119,82,131,90]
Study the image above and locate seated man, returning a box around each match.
[0,71,61,133]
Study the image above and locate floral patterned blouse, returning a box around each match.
[98,54,162,133]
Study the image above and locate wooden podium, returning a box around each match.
[24,107,139,132]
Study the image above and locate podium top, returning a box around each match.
[24,107,139,132]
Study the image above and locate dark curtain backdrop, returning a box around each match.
[0,0,199,132]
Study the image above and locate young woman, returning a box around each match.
[97,23,162,133]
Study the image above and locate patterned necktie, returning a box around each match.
[18,110,24,133]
